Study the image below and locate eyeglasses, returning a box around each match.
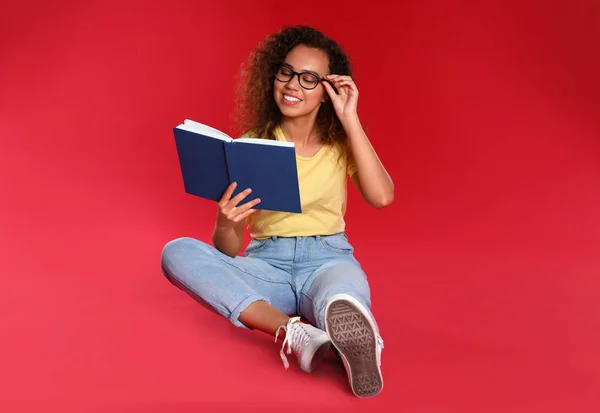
[274,64,326,90]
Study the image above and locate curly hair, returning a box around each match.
[234,25,353,149]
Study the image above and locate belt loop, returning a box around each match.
[271,235,278,241]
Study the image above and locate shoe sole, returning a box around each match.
[325,296,383,397]
[309,340,331,372]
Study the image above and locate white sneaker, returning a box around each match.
[325,294,384,398]
[275,316,331,373]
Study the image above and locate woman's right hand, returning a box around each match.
[216,182,261,229]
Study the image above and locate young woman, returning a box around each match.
[161,25,394,398]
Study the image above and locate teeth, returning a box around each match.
[284,95,300,102]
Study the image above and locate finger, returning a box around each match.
[236,197,261,214]
[335,80,356,88]
[219,182,237,204]
[323,80,338,97]
[333,80,358,94]
[249,197,262,207]
[327,75,353,83]
[229,187,252,206]
[231,196,261,219]
[331,77,355,86]
[331,81,349,96]
[233,208,258,222]
[331,75,354,85]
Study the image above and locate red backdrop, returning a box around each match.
[1,0,599,412]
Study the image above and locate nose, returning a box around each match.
[285,73,301,90]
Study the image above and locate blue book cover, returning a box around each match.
[173,119,302,213]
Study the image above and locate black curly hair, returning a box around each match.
[234,25,352,149]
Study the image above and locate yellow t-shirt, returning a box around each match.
[246,125,356,239]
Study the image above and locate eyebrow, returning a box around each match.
[281,63,323,78]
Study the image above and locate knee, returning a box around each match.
[161,237,210,259]
[160,237,212,279]
[161,237,190,283]
[314,281,372,318]
[309,262,371,304]
[163,236,199,248]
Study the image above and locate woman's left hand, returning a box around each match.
[323,74,359,121]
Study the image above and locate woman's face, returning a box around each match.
[273,44,330,120]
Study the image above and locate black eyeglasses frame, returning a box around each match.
[274,63,336,92]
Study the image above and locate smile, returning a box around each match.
[283,94,302,104]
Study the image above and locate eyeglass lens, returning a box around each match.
[276,66,319,90]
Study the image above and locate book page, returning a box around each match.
[235,137,294,147]
[176,119,232,142]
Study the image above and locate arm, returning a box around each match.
[212,217,245,258]
[345,118,394,208]
[323,75,394,208]
[212,183,260,258]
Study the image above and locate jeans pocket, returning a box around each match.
[319,233,354,255]
[243,238,273,256]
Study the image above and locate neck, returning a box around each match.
[280,114,321,146]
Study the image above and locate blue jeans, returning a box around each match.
[160,233,376,331]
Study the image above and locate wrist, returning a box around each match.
[214,219,235,234]
[340,115,362,134]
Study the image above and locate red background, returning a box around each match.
[1,0,599,412]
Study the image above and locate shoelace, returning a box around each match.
[274,316,311,370]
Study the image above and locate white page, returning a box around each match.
[235,137,294,147]
[175,119,232,142]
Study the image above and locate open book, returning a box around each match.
[173,119,302,213]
